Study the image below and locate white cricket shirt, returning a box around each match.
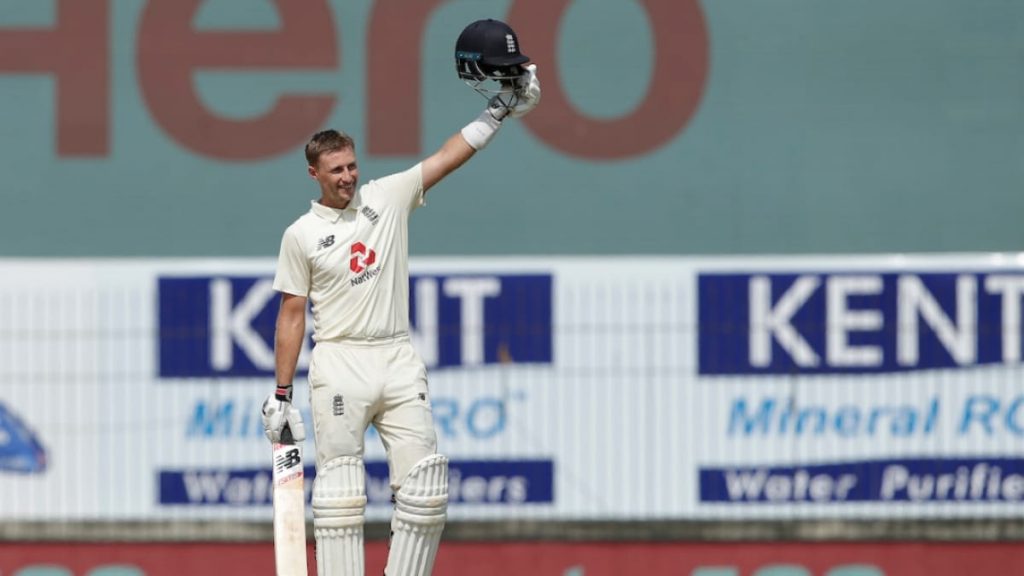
[273,164,425,341]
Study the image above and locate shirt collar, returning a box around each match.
[309,189,361,222]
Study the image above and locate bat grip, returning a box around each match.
[280,424,295,445]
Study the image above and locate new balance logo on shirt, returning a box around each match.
[317,235,335,250]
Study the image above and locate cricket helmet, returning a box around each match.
[455,19,529,101]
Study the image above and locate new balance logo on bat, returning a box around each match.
[275,448,300,472]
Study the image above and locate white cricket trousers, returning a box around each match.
[308,336,438,490]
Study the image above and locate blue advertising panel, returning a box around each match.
[158,459,554,506]
[159,273,552,377]
[699,272,1024,374]
[700,457,1024,503]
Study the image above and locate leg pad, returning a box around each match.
[385,454,449,576]
[313,456,366,576]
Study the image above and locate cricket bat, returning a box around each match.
[273,426,308,576]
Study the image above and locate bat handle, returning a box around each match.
[280,424,295,445]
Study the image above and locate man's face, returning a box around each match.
[310,147,359,209]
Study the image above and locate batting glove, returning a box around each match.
[261,387,306,444]
[461,65,539,150]
[462,99,507,150]
[508,64,541,119]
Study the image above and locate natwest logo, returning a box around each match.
[349,242,377,274]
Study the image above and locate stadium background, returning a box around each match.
[2,0,1023,574]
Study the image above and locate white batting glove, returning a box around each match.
[261,388,306,444]
[462,100,507,150]
[508,64,541,119]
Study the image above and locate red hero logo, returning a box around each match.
[0,0,709,161]
[350,242,377,273]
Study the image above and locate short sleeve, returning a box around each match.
[272,226,310,297]
[370,163,424,214]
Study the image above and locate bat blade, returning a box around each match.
[273,429,308,576]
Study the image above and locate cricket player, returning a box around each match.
[261,19,541,576]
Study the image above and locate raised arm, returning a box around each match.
[421,64,541,193]
[421,130,477,192]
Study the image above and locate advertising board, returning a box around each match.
[1,255,1022,521]
[693,257,1024,517]
[3,1,1023,257]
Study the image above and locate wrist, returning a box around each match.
[275,384,293,402]
[460,108,504,151]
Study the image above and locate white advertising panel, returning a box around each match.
[1,255,1022,521]
[693,255,1024,518]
